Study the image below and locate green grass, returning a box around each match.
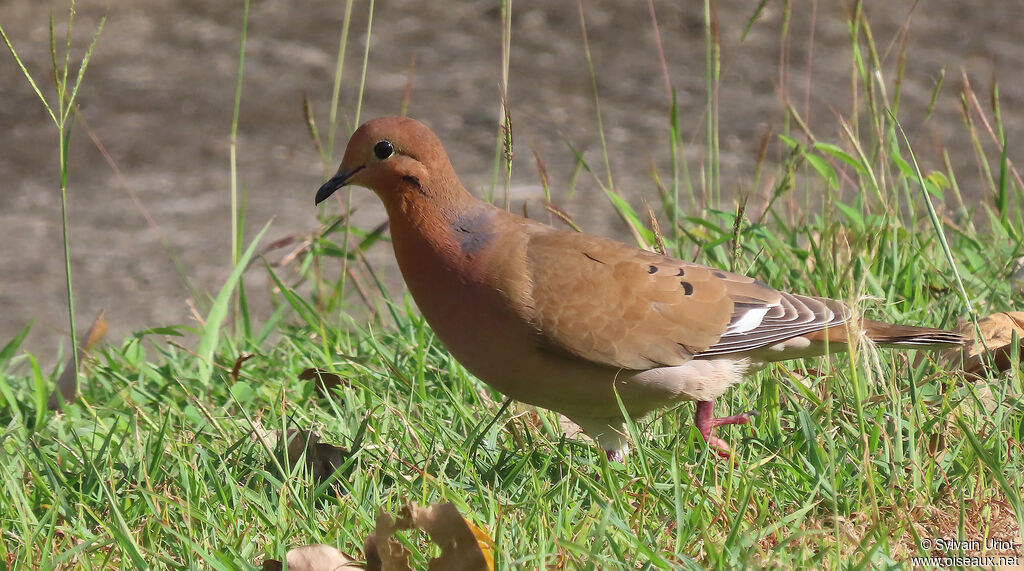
[2,1,1023,569]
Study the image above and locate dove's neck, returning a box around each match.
[383,176,500,277]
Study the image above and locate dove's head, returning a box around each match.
[315,116,461,208]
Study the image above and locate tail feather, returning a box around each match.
[862,319,965,348]
[803,319,964,349]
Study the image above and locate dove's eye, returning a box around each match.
[374,140,395,160]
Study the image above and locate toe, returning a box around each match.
[707,435,732,458]
[710,410,759,428]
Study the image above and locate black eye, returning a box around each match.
[374,140,394,160]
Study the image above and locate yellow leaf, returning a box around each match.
[369,502,493,571]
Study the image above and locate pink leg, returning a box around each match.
[694,400,757,458]
[605,449,625,464]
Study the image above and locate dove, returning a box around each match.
[316,116,963,460]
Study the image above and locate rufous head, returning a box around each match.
[315,116,460,206]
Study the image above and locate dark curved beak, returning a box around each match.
[315,166,363,205]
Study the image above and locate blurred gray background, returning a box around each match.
[1,0,1020,362]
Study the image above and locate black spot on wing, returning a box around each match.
[583,252,605,264]
[648,265,658,274]
[680,281,694,295]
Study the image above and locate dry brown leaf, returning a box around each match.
[364,525,410,571]
[261,544,362,571]
[1011,256,1024,290]
[927,311,1024,456]
[48,310,108,409]
[370,503,493,571]
[362,532,383,571]
[944,311,1024,376]
[230,353,255,384]
[300,367,347,397]
[558,414,589,441]
[251,423,348,482]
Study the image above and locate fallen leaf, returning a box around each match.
[364,524,410,571]
[230,353,255,384]
[927,312,1024,456]
[1010,256,1024,290]
[558,414,589,442]
[944,312,1024,376]
[370,503,493,571]
[261,544,362,571]
[251,423,348,483]
[49,310,108,409]
[300,367,347,397]
[362,532,382,571]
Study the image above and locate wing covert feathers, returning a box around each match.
[525,230,786,369]
[520,225,960,370]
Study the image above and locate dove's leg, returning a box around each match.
[605,449,626,463]
[694,400,757,458]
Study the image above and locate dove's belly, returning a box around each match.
[396,244,748,419]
